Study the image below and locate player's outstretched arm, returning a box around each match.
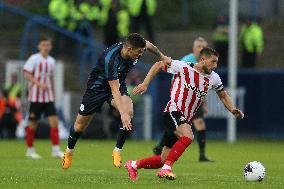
[109,80,132,130]
[217,90,244,119]
[133,60,168,95]
[146,41,171,63]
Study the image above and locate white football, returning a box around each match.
[244,161,266,181]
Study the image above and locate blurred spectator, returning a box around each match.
[127,0,157,42]
[48,0,70,56]
[99,0,130,46]
[48,0,69,28]
[78,0,100,37]
[4,73,23,128]
[4,73,21,100]
[240,19,264,68]
[212,15,229,67]
[0,89,18,139]
[49,0,98,58]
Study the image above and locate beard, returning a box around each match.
[202,65,210,74]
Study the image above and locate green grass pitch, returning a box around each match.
[0,140,283,189]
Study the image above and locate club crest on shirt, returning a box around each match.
[179,116,186,122]
[133,59,138,65]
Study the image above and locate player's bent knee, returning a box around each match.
[181,131,194,141]
[28,121,38,130]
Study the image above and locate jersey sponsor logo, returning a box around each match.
[184,83,207,99]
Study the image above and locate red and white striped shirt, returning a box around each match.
[164,60,223,122]
[23,53,55,103]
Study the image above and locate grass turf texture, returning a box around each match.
[0,140,283,189]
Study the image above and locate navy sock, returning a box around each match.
[67,126,83,149]
[197,130,206,158]
[115,122,129,149]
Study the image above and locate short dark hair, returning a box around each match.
[199,47,219,59]
[39,36,52,43]
[126,33,146,49]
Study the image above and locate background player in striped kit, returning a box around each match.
[125,47,244,180]
[23,36,64,159]
[153,37,214,162]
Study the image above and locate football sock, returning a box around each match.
[50,127,60,145]
[25,127,35,148]
[136,155,163,169]
[161,164,172,170]
[197,130,206,158]
[52,145,60,152]
[67,126,82,149]
[115,122,129,149]
[164,136,192,167]
[114,147,122,152]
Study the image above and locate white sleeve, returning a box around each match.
[163,60,188,74]
[212,73,224,92]
[23,55,36,73]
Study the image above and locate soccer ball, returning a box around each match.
[243,161,266,182]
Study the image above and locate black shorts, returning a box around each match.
[163,111,188,148]
[28,102,57,121]
[78,85,129,116]
[192,105,204,119]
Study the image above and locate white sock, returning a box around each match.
[52,145,60,151]
[162,164,171,170]
[114,147,122,152]
[27,147,35,153]
[66,147,74,154]
[131,161,137,170]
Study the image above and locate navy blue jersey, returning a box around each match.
[87,43,138,92]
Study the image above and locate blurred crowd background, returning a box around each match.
[0,0,284,140]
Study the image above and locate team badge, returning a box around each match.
[133,59,138,65]
[179,116,186,122]
[80,104,85,111]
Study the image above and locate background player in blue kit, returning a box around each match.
[62,33,170,169]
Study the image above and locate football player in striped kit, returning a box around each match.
[153,37,215,162]
[23,37,63,159]
[125,47,244,180]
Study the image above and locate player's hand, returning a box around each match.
[121,113,132,131]
[161,56,172,66]
[132,83,147,95]
[39,83,48,90]
[231,109,244,119]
